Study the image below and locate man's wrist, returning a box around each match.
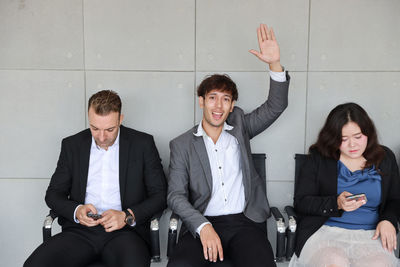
[269,61,283,72]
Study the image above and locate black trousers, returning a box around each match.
[167,213,276,267]
[24,225,150,267]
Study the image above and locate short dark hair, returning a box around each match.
[88,90,122,115]
[310,102,384,169]
[197,74,238,101]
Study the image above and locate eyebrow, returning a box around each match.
[90,124,117,131]
[342,132,362,137]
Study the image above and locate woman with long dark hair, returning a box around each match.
[289,103,400,267]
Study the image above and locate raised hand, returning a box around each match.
[249,24,282,71]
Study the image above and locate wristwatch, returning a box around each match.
[124,210,135,226]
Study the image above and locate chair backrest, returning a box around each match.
[252,153,267,191]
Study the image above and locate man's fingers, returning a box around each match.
[202,244,208,260]
[249,50,260,57]
[260,24,267,41]
[264,24,271,40]
[270,28,277,41]
[257,27,263,47]
[217,241,224,261]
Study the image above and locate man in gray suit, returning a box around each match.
[167,24,290,267]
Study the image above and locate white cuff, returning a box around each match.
[269,69,286,82]
[196,222,211,235]
[73,204,82,223]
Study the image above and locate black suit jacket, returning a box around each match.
[294,146,400,256]
[45,125,167,244]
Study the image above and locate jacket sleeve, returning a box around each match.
[129,136,167,225]
[243,76,289,139]
[294,152,342,217]
[378,147,400,229]
[167,139,209,236]
[45,139,80,222]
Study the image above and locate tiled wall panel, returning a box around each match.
[196,0,309,71]
[0,70,85,178]
[0,0,83,69]
[309,0,400,71]
[84,0,195,70]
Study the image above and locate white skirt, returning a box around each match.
[288,225,400,267]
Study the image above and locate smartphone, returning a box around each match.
[87,212,102,220]
[346,193,367,202]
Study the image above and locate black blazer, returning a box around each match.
[45,125,167,244]
[294,146,400,257]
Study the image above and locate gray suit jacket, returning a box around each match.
[167,75,290,236]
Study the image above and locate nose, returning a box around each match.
[98,131,106,142]
[349,138,355,147]
[216,97,223,108]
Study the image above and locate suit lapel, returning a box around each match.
[119,126,130,204]
[192,136,213,191]
[79,130,92,202]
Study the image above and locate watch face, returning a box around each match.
[126,216,134,225]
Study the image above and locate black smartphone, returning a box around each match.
[87,212,102,220]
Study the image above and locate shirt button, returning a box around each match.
[222,182,224,186]
[225,198,227,202]
[219,166,222,169]
[215,149,217,152]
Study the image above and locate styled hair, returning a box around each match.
[88,90,121,115]
[310,102,384,169]
[197,74,238,101]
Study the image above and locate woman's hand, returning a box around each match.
[373,220,397,252]
[337,191,366,211]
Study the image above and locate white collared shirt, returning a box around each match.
[84,131,122,214]
[194,122,245,218]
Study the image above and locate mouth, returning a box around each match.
[212,111,223,120]
[349,149,358,153]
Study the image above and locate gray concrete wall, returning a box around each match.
[0,1,399,266]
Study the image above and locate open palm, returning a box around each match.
[250,24,280,65]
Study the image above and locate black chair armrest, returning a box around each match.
[270,207,286,262]
[284,205,297,260]
[150,211,162,262]
[42,210,58,242]
[167,212,180,258]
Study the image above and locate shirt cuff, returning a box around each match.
[73,204,82,223]
[196,222,211,235]
[269,69,286,82]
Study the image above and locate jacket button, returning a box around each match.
[330,209,333,212]
[323,210,327,213]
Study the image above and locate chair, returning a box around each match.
[167,153,287,264]
[282,153,400,261]
[42,210,163,266]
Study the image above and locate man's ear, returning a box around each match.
[230,101,236,112]
[199,96,204,109]
[119,113,124,125]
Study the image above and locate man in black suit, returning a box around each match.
[24,90,167,267]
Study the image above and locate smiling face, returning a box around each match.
[88,107,123,150]
[339,121,368,160]
[199,89,235,132]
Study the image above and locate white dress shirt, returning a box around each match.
[73,131,122,222]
